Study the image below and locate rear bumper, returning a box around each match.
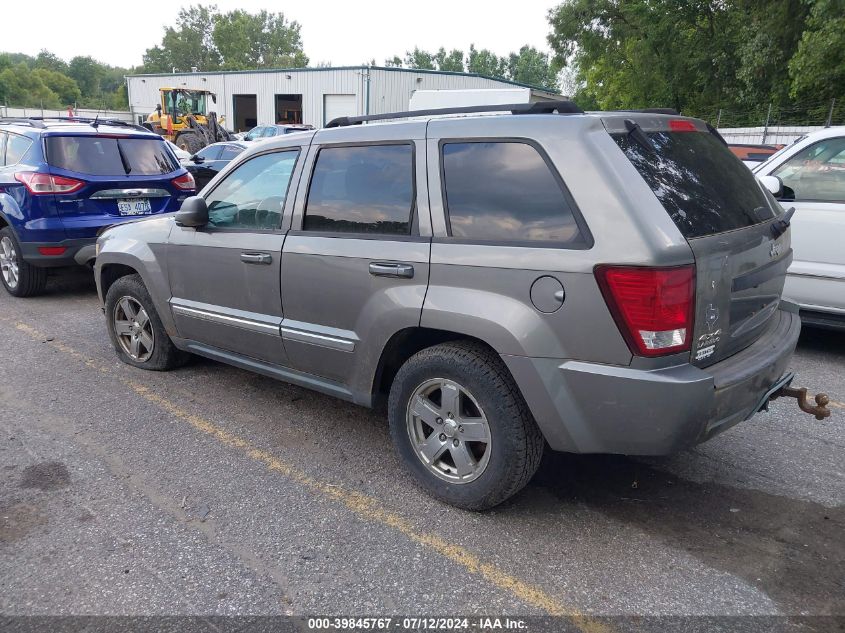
[503,304,801,455]
[19,238,96,268]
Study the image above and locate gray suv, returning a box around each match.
[95,102,805,510]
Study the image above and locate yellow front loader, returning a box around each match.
[144,88,233,153]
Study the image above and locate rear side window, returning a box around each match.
[441,141,585,244]
[5,133,33,166]
[613,130,776,238]
[46,136,179,176]
[304,144,414,235]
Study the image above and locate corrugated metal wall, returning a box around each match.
[126,67,553,130]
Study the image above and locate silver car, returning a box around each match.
[94,102,826,510]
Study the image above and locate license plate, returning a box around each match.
[117,198,152,216]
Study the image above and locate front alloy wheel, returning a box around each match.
[113,296,155,362]
[406,378,492,484]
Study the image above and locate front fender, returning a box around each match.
[95,221,176,336]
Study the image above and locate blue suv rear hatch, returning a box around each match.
[42,132,195,239]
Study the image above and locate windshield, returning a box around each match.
[613,130,777,239]
[46,136,180,176]
[166,90,207,116]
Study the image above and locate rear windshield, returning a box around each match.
[46,136,179,176]
[613,131,777,238]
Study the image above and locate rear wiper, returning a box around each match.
[771,206,795,239]
[116,140,132,175]
[624,119,656,153]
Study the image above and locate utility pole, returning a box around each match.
[826,98,836,128]
[716,108,722,128]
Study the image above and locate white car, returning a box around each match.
[165,140,192,164]
[754,127,845,329]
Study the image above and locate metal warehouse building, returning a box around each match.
[126,66,560,132]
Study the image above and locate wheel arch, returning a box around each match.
[369,327,506,407]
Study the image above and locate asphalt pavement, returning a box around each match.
[1,269,842,629]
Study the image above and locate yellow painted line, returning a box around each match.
[5,319,610,630]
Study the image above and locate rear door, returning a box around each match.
[45,133,190,239]
[280,124,430,391]
[168,146,305,365]
[766,135,845,315]
[607,116,788,366]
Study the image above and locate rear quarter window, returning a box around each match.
[441,141,587,245]
[613,130,777,238]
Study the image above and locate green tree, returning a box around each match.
[212,9,307,69]
[789,0,845,101]
[466,44,506,77]
[0,63,60,107]
[433,48,465,72]
[403,48,436,70]
[32,69,81,105]
[142,5,221,73]
[67,56,105,98]
[384,55,403,67]
[35,50,69,74]
[507,45,558,89]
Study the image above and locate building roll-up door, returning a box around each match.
[323,94,357,127]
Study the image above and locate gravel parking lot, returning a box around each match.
[1,270,843,628]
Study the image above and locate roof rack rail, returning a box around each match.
[0,118,46,128]
[0,116,150,133]
[607,108,680,116]
[325,100,584,128]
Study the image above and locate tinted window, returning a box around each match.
[5,133,33,166]
[205,150,298,230]
[613,131,776,238]
[304,144,413,235]
[46,136,179,175]
[772,137,845,202]
[442,142,583,243]
[196,145,222,161]
[220,145,244,160]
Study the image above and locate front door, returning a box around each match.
[768,135,845,314]
[168,147,304,365]
[280,126,431,397]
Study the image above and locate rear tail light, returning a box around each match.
[172,172,196,191]
[595,265,696,357]
[15,172,85,195]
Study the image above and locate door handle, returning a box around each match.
[369,262,414,279]
[240,252,272,265]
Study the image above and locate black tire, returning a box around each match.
[175,132,204,155]
[104,274,190,371]
[0,226,47,297]
[388,340,544,510]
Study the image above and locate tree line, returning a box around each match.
[548,0,845,124]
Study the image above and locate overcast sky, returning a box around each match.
[2,0,559,69]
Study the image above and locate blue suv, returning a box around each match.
[0,117,196,296]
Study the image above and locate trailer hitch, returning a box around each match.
[771,385,831,420]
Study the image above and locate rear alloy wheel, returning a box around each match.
[104,274,190,371]
[388,341,544,510]
[0,228,47,297]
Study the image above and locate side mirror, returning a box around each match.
[175,196,208,227]
[759,175,784,198]
[156,104,162,114]
[191,154,204,164]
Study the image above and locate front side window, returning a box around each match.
[5,133,33,166]
[244,127,264,141]
[772,137,845,202]
[220,145,245,160]
[196,145,223,161]
[204,150,299,230]
[442,141,584,244]
[304,144,414,235]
